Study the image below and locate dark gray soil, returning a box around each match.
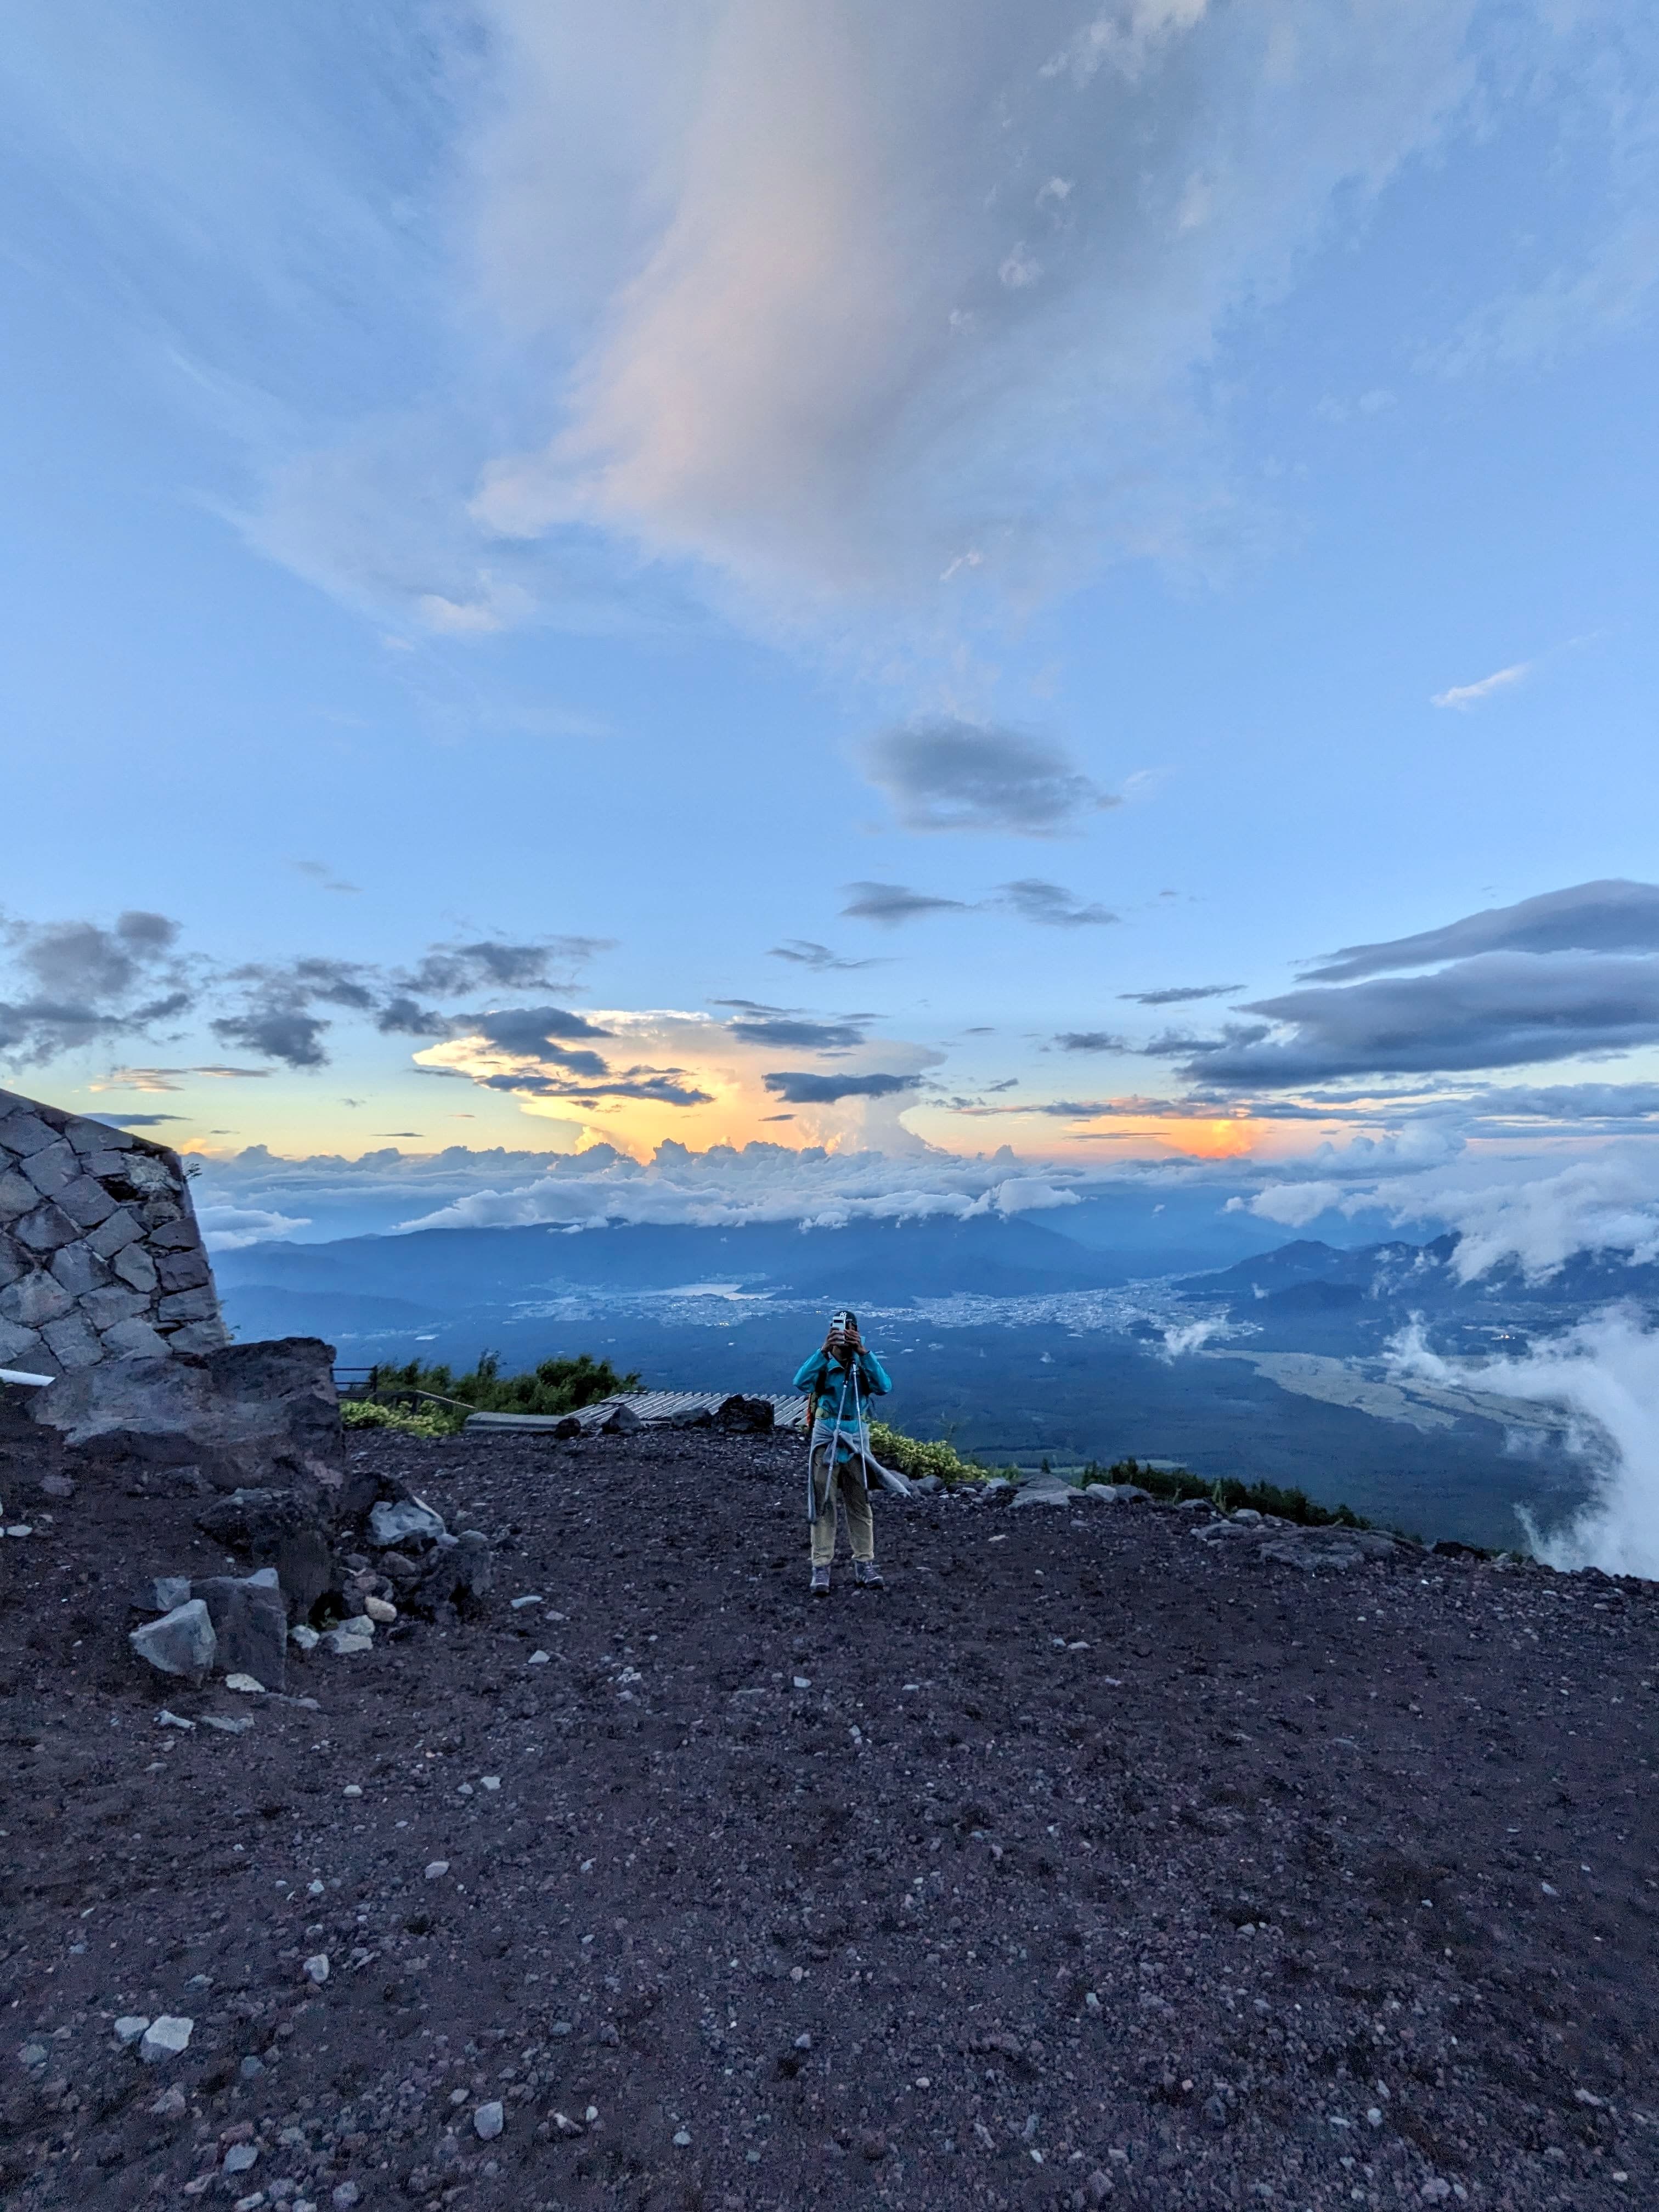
[3,1414,1657,2212]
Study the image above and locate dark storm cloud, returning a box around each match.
[1172,953,1659,1088]
[401,937,611,996]
[466,1006,614,1054]
[862,718,1116,836]
[1054,1030,1132,1053]
[375,996,452,1038]
[727,1015,869,1050]
[1304,880,1659,982]
[0,909,199,1065]
[762,1070,924,1104]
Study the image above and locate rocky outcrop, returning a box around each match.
[0,1086,225,1377]
[26,1335,345,1495]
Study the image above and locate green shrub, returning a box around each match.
[341,1398,456,1440]
[1077,1455,1371,1530]
[866,1421,1009,1486]
[362,1351,639,1419]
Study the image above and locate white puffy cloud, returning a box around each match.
[195,1202,313,1253]
[394,1139,1086,1235]
[1390,1311,1659,1580]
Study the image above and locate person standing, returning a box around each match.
[793,1308,891,1595]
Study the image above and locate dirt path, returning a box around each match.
[3,1420,1656,2211]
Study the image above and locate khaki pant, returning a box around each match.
[809,1437,876,1568]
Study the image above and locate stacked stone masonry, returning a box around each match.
[0,1085,226,1376]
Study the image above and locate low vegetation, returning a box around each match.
[1078,1454,1373,1530]
[342,1351,638,1436]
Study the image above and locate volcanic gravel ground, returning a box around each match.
[2,1423,1658,2212]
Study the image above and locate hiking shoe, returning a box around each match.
[853,1560,885,1589]
[809,1565,831,1596]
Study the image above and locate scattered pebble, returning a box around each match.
[424,1861,450,1880]
[342,1784,363,1798]
[473,2100,504,2140]
[527,1650,551,1666]
[224,1674,266,1695]
[139,2016,194,2063]
[302,1954,330,1985]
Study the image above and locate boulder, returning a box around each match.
[195,1487,336,1616]
[30,1338,344,1494]
[369,1497,445,1548]
[130,1599,217,1682]
[715,1394,775,1435]
[597,1400,642,1434]
[190,1571,288,1691]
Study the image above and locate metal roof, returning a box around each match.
[464,1390,810,1435]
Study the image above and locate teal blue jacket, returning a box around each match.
[793,1346,891,1444]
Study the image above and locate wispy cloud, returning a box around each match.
[1430,662,1531,710]
[768,940,884,972]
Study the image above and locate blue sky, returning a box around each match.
[4,1,1659,1265]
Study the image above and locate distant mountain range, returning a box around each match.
[209,1209,1630,1548]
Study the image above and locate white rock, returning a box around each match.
[369,1498,445,1547]
[321,1620,374,1656]
[481,1775,501,1791]
[156,1709,195,1730]
[510,1594,544,1609]
[224,1673,266,1694]
[473,2101,504,2140]
[5,1524,34,1538]
[342,1784,363,1798]
[139,2015,194,2062]
[130,1599,217,1681]
[673,2128,692,2147]
[289,1624,320,1652]
[363,1596,396,1623]
[113,2016,151,2045]
[527,1651,550,1666]
[424,1860,450,1880]
[303,1953,330,1985]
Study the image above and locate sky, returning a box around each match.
[4,0,1659,1271]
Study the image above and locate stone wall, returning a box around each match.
[0,1085,225,1375]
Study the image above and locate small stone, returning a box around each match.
[289,1625,320,1652]
[332,2187,360,2211]
[553,2111,584,2136]
[527,1650,550,1666]
[793,1676,811,1689]
[114,2016,151,2046]
[368,1498,445,1547]
[473,2101,504,2140]
[149,2084,188,2118]
[424,1861,449,1880]
[342,1785,363,1798]
[1085,2172,1112,2207]
[363,1596,396,1623]
[18,2043,48,2068]
[510,1594,543,1609]
[225,1673,267,1695]
[224,2143,259,2174]
[156,1709,196,1731]
[321,1621,374,1656]
[672,2129,692,2148]
[5,1524,34,1539]
[239,2055,264,2079]
[303,1954,329,1985]
[481,1775,501,1791]
[139,2015,194,2062]
[1420,2185,1452,2205]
